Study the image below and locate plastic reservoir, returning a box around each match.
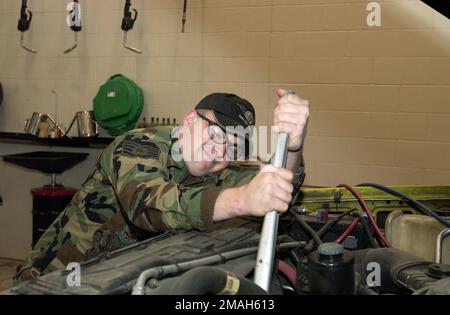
[385,213,450,264]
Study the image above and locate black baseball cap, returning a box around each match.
[195,93,256,131]
[195,93,255,160]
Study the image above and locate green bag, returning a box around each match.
[93,74,144,136]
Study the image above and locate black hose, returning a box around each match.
[169,266,268,295]
[304,208,356,252]
[356,183,450,228]
[355,212,379,248]
[289,209,322,246]
[352,248,431,294]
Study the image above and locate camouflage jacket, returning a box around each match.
[14,126,305,282]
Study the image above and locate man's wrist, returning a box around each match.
[234,185,248,216]
[213,186,247,222]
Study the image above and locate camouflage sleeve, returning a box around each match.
[101,133,224,232]
[218,163,259,187]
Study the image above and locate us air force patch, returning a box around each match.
[122,138,160,159]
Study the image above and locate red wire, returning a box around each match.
[336,217,359,243]
[276,260,297,287]
[337,184,391,247]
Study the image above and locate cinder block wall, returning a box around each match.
[1,0,448,189]
[0,0,449,260]
[0,1,449,188]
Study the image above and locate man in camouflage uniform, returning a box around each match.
[14,89,309,283]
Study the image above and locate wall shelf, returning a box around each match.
[0,132,113,149]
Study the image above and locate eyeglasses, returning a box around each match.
[195,110,249,160]
[195,110,228,145]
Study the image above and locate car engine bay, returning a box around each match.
[3,185,450,295]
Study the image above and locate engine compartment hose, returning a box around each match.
[132,241,305,295]
[353,247,431,293]
[356,182,450,228]
[303,208,356,252]
[170,266,269,295]
[338,184,391,247]
[289,209,323,245]
[336,217,360,243]
[355,212,379,248]
[276,260,297,287]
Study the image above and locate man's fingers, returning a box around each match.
[273,105,309,124]
[261,164,277,174]
[275,175,294,194]
[274,122,300,135]
[276,88,289,98]
[274,101,309,116]
[259,158,293,205]
[261,165,293,182]
[269,197,289,213]
[274,181,293,203]
[260,166,293,183]
[268,184,291,204]
[274,112,308,126]
[275,168,294,182]
[278,93,307,105]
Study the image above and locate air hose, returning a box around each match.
[356,183,450,228]
[170,266,268,295]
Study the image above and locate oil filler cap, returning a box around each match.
[319,242,344,256]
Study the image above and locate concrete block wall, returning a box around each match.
[1,1,449,188]
[0,0,449,259]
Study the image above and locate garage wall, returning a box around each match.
[0,0,449,188]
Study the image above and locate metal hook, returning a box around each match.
[123,31,142,54]
[64,32,78,54]
[20,33,37,54]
